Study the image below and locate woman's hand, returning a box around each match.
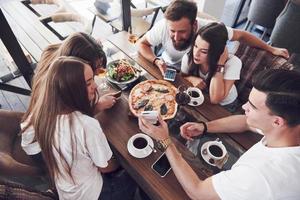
[185,76,206,89]
[138,115,169,140]
[180,122,205,141]
[95,93,117,112]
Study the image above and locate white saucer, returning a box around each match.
[127,133,154,158]
[200,141,217,166]
[188,101,201,107]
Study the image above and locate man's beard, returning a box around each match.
[172,30,194,51]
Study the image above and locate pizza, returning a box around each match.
[129,80,178,120]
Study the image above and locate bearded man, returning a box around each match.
[138,0,289,75]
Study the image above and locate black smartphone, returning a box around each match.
[151,153,171,177]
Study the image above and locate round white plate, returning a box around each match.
[127,133,154,158]
[106,59,140,85]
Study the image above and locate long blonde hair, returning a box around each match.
[28,56,95,185]
[24,32,106,121]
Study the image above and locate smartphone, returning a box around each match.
[140,111,158,124]
[151,153,171,177]
[163,68,177,82]
[113,90,122,99]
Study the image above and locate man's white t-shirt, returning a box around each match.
[145,18,234,70]
[21,111,112,200]
[181,54,242,105]
[212,137,300,200]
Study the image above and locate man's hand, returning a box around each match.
[138,115,169,140]
[185,76,206,89]
[180,122,205,141]
[270,47,290,59]
[154,59,167,75]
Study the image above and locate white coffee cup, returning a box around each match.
[186,87,204,106]
[201,140,228,168]
[127,133,154,158]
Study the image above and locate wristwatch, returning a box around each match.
[157,137,172,152]
[216,65,225,74]
[152,57,160,66]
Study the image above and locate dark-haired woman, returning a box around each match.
[181,22,242,112]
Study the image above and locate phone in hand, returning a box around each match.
[163,68,177,82]
[140,111,158,124]
[113,90,122,99]
[151,153,171,177]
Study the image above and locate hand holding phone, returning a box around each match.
[151,153,171,177]
[163,68,177,82]
[140,111,158,125]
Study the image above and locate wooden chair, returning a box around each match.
[25,0,93,40]
[109,6,161,37]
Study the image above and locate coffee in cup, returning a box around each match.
[188,90,200,98]
[208,144,223,158]
[127,133,154,158]
[201,140,228,169]
[133,137,148,149]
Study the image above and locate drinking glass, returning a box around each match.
[95,68,109,93]
[174,85,190,121]
[128,33,139,58]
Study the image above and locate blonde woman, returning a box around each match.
[21,57,135,200]
[25,32,116,124]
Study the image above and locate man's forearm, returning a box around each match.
[138,42,157,64]
[166,143,204,199]
[234,30,273,53]
[207,115,249,133]
[166,143,219,200]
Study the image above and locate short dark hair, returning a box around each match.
[165,0,197,25]
[253,69,300,127]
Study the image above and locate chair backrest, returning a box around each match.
[234,42,294,104]
[130,6,161,37]
[247,0,285,29]
[197,11,217,21]
[270,0,300,53]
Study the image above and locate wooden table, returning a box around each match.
[96,41,214,200]
[107,31,262,150]
[94,32,261,200]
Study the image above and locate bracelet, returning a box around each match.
[216,65,225,73]
[157,137,172,152]
[152,57,160,66]
[198,121,207,135]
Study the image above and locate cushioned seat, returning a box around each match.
[0,110,57,198]
[0,110,42,176]
[234,42,294,104]
[0,178,57,200]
